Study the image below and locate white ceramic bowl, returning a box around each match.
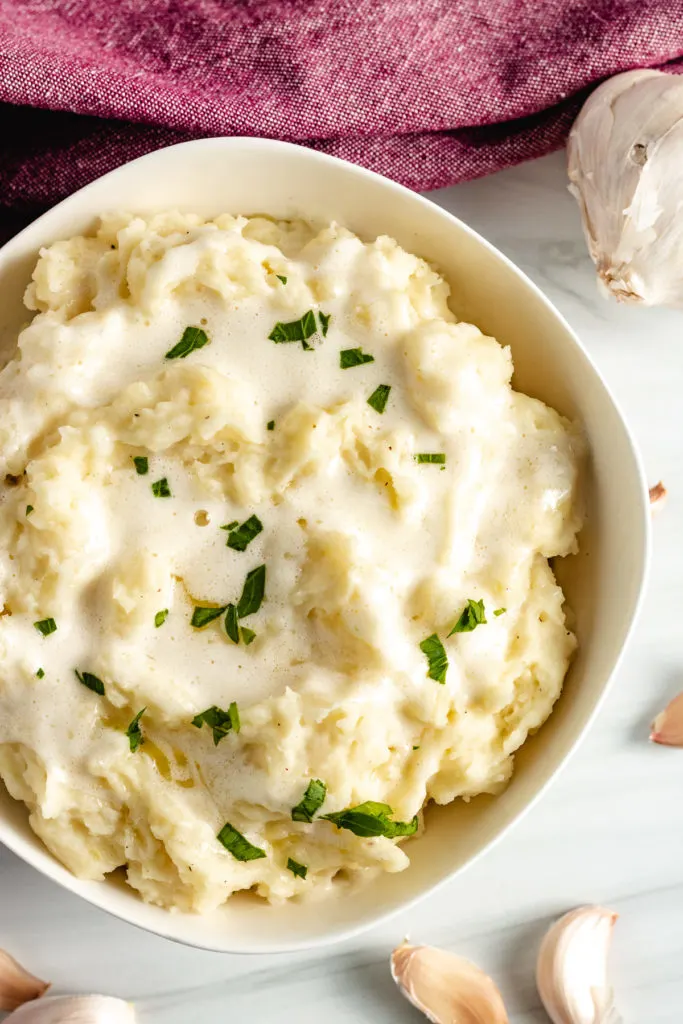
[0,138,650,953]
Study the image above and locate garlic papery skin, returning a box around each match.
[568,69,683,306]
[0,949,50,1011]
[390,943,509,1023]
[649,481,667,509]
[6,995,136,1024]
[651,691,683,746]
[536,906,621,1024]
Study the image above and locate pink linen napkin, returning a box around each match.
[0,0,682,240]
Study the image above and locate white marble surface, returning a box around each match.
[2,149,682,1021]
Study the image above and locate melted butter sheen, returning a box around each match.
[0,212,583,911]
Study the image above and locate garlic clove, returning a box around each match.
[649,481,667,510]
[568,69,683,307]
[0,949,50,1011]
[390,943,509,1023]
[650,691,683,746]
[536,905,620,1024]
[6,995,136,1023]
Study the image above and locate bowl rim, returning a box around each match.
[0,135,652,953]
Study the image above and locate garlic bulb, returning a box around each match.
[0,949,50,1011]
[390,943,509,1023]
[651,691,683,746]
[7,995,136,1023]
[536,906,621,1024]
[568,69,683,306]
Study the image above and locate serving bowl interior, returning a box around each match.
[0,138,649,953]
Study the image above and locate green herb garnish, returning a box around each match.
[367,383,391,414]
[192,702,240,745]
[126,707,146,752]
[268,310,318,350]
[75,670,105,695]
[191,605,228,629]
[340,348,374,369]
[25,505,34,516]
[287,857,308,879]
[318,311,331,336]
[165,326,210,360]
[151,477,171,498]
[267,420,275,431]
[412,745,420,750]
[447,599,487,636]
[154,609,168,628]
[414,453,446,465]
[225,520,239,530]
[225,603,240,644]
[191,565,265,639]
[216,822,266,861]
[419,633,448,684]
[240,626,256,645]
[236,564,266,618]
[291,779,327,822]
[322,800,418,839]
[34,618,57,637]
[276,275,287,285]
[494,607,506,616]
[133,456,149,475]
[36,668,44,679]
[224,514,263,552]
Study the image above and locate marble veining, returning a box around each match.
[2,150,683,1021]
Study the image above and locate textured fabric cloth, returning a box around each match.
[0,0,682,240]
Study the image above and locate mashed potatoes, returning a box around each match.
[0,212,582,911]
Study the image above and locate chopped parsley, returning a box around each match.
[165,326,210,360]
[126,708,146,752]
[268,310,318,350]
[191,605,228,629]
[291,779,327,822]
[287,857,308,879]
[133,456,149,475]
[192,702,240,745]
[494,607,506,616]
[414,453,446,465]
[367,383,391,414]
[322,801,418,839]
[154,609,168,628]
[267,420,275,431]
[412,745,420,751]
[151,477,171,498]
[223,514,263,552]
[34,618,57,637]
[25,505,34,516]
[225,603,240,644]
[36,668,44,679]
[447,599,487,636]
[340,348,375,369]
[236,564,266,618]
[276,274,287,285]
[419,633,448,684]
[225,520,239,531]
[216,822,266,861]
[75,670,105,695]
[318,311,331,336]
[191,566,265,642]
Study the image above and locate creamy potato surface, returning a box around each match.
[0,213,582,910]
